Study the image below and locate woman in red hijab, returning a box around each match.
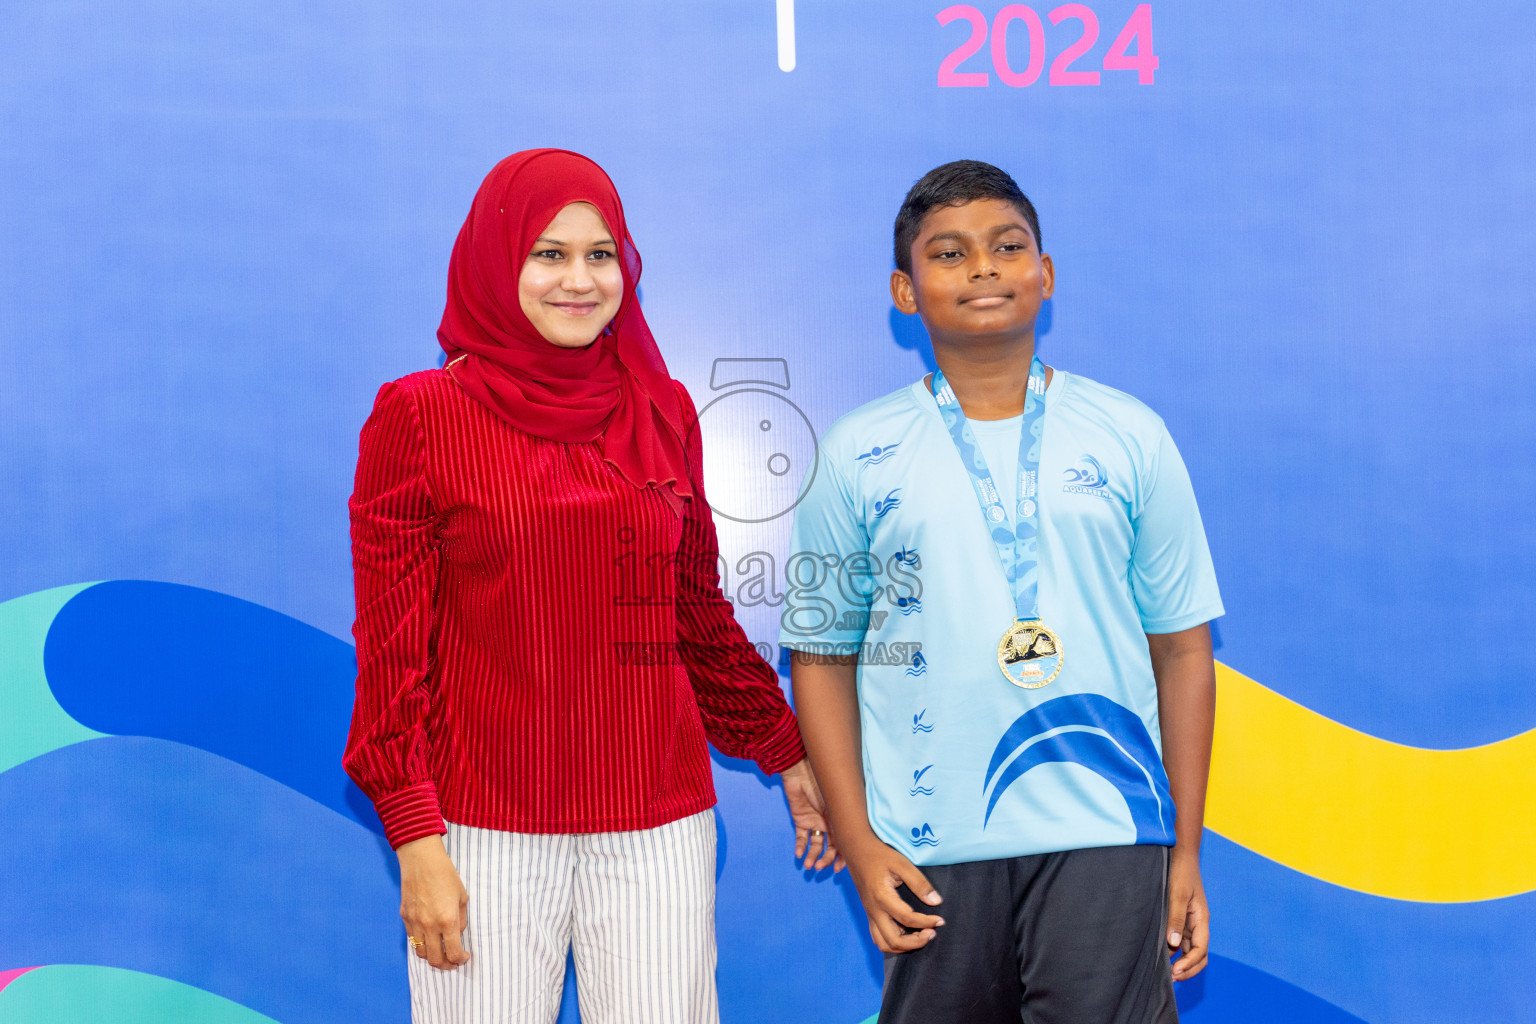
[343,150,835,1023]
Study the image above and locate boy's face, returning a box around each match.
[891,198,1054,348]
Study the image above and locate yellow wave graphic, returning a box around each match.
[1207,662,1536,903]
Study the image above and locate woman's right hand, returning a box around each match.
[397,834,471,970]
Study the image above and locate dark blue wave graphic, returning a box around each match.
[0,736,405,1024]
[983,695,1173,842]
[984,694,1162,788]
[44,581,382,835]
[1179,954,1367,1023]
[985,730,1172,843]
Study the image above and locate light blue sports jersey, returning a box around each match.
[780,369,1224,866]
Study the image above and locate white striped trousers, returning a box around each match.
[408,810,719,1024]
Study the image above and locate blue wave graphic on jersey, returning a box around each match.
[908,823,940,848]
[912,710,933,734]
[982,694,1175,844]
[1063,454,1108,488]
[873,489,902,517]
[856,442,901,465]
[897,597,922,615]
[906,651,927,677]
[894,546,919,566]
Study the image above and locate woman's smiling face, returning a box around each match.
[518,201,624,349]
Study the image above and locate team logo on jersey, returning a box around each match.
[912,709,933,733]
[874,489,903,517]
[908,823,940,848]
[857,442,901,465]
[911,765,935,796]
[905,651,928,677]
[1063,455,1114,499]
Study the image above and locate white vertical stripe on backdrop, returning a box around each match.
[775,0,796,71]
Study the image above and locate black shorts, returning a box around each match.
[880,844,1178,1024]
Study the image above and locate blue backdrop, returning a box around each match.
[2,2,1533,1021]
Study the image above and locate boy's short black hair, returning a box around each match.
[893,160,1042,275]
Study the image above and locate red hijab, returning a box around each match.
[437,149,693,508]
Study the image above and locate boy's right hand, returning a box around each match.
[843,834,945,953]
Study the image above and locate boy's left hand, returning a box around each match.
[782,758,843,872]
[1167,848,1210,981]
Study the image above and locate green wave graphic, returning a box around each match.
[0,584,102,774]
[0,964,281,1023]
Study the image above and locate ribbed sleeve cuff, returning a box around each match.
[375,781,447,849]
[752,708,808,776]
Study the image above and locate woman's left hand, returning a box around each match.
[782,758,843,872]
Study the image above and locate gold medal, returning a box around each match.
[997,619,1063,689]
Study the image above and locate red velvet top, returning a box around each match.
[342,369,805,848]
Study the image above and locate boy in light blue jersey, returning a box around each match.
[785,161,1222,1024]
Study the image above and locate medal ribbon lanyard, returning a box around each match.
[930,356,1047,624]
